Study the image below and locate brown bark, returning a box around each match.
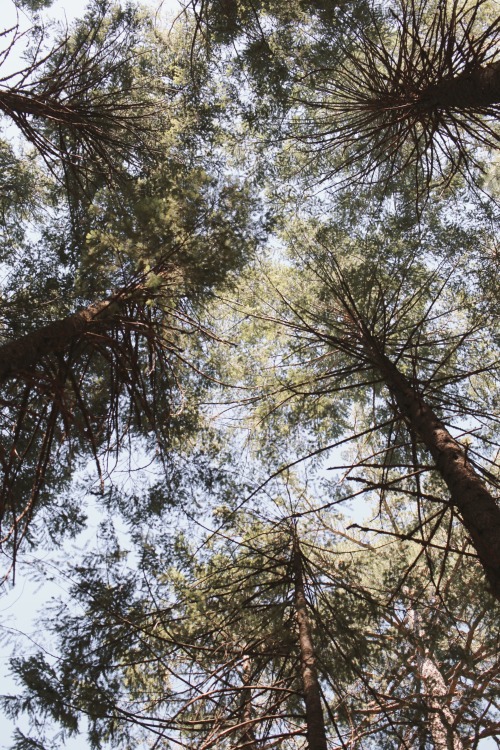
[0,263,173,384]
[406,604,464,750]
[419,61,500,111]
[0,297,120,383]
[367,339,500,601]
[0,90,93,127]
[420,657,464,750]
[239,653,258,750]
[292,534,328,750]
[0,84,145,170]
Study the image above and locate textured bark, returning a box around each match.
[367,339,500,601]
[292,535,328,750]
[239,653,258,750]
[0,297,120,383]
[0,265,175,384]
[420,657,463,750]
[406,605,464,750]
[419,61,500,111]
[0,90,91,126]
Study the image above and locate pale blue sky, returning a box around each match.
[0,1,498,748]
[0,3,179,746]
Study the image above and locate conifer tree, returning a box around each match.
[1,1,160,182]
[4,484,498,749]
[293,0,500,192]
[0,1,263,571]
[2,2,500,748]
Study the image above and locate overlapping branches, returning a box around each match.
[0,255,222,574]
[4,509,499,749]
[293,0,500,197]
[244,236,500,597]
[0,2,165,184]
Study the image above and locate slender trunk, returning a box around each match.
[368,340,500,601]
[0,90,92,127]
[0,266,169,383]
[292,534,328,750]
[420,657,463,750]
[419,61,500,111]
[239,652,258,750]
[0,297,120,383]
[406,605,464,750]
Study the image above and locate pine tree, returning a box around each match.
[2,3,500,748]
[223,186,500,598]
[292,0,500,192]
[0,1,161,182]
[0,2,264,571]
[5,482,498,749]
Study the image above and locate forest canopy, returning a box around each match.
[0,0,499,748]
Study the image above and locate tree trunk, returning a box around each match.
[292,534,328,750]
[239,652,258,750]
[0,265,170,384]
[420,657,463,750]
[0,297,120,383]
[0,90,90,127]
[420,61,500,111]
[368,339,500,601]
[406,604,464,750]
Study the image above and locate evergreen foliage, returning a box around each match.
[0,0,499,748]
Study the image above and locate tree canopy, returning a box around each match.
[0,0,499,749]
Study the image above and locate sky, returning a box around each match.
[3,0,181,26]
[0,3,180,747]
[0,1,498,748]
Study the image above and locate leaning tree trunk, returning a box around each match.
[419,61,500,111]
[292,534,328,750]
[362,329,500,602]
[0,298,118,383]
[0,90,96,128]
[239,652,258,750]
[405,602,464,750]
[0,271,166,383]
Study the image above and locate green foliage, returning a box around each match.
[12,0,53,10]
[5,486,499,748]
[1,1,500,749]
[0,0,266,566]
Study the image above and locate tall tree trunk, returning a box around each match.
[419,657,463,750]
[420,61,500,111]
[364,332,500,601]
[239,652,258,750]
[292,534,328,750]
[406,604,464,750]
[0,297,119,383]
[0,269,167,383]
[0,90,94,128]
